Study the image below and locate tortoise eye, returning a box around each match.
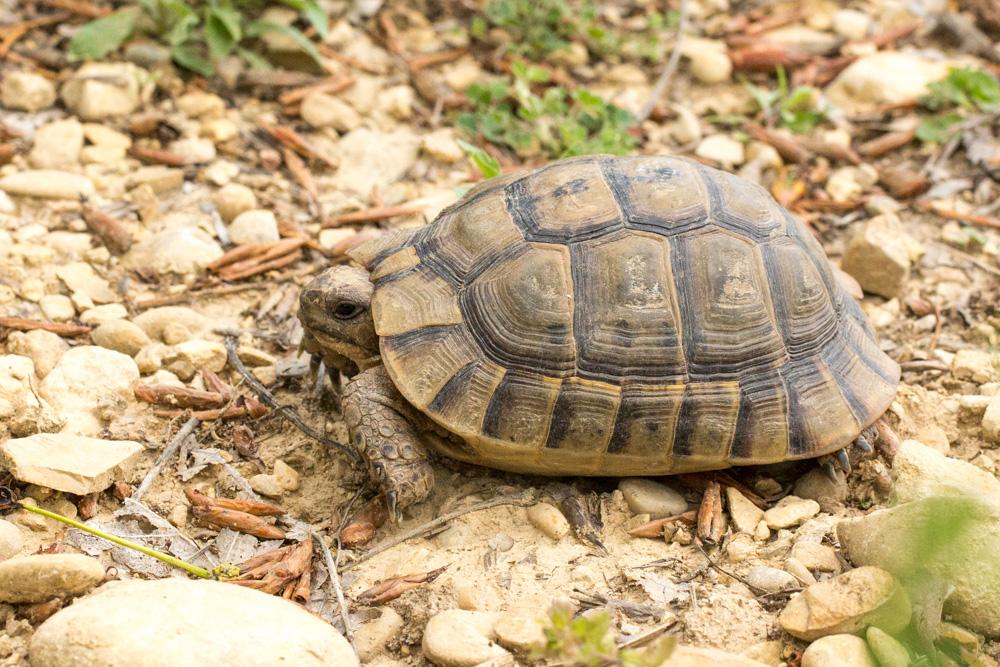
[332,302,364,320]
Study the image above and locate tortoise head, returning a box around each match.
[299,265,380,373]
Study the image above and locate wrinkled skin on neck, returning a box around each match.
[298,265,380,376]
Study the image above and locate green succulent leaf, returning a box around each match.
[170,43,214,76]
[916,112,964,143]
[274,0,328,38]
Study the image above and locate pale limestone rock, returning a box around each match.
[0,554,105,603]
[0,433,142,495]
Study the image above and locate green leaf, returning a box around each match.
[170,43,214,76]
[246,20,322,65]
[456,140,502,178]
[68,7,139,60]
[916,112,963,143]
[160,0,200,47]
[274,0,328,39]
[237,46,272,70]
[204,6,241,58]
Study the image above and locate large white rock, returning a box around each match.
[825,52,951,114]
[0,433,142,495]
[837,440,1000,636]
[422,609,508,666]
[39,346,139,435]
[29,578,358,667]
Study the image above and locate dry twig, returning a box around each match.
[0,318,91,337]
[637,0,690,123]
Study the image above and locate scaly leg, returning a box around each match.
[342,366,435,518]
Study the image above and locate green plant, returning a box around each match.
[743,65,829,133]
[535,603,675,666]
[456,140,502,178]
[917,67,1000,143]
[456,61,637,160]
[477,0,574,60]
[69,0,327,76]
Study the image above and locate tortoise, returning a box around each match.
[299,155,900,514]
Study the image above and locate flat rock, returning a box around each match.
[0,554,105,603]
[55,262,117,304]
[763,496,819,529]
[984,394,1000,444]
[29,578,357,666]
[801,634,877,667]
[952,349,997,384]
[778,566,910,641]
[825,52,951,114]
[40,346,138,436]
[726,487,763,533]
[422,609,507,666]
[619,479,688,518]
[0,519,24,560]
[0,171,95,199]
[0,433,143,495]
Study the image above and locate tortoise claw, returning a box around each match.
[821,460,839,483]
[836,448,852,474]
[385,489,401,524]
[854,434,873,455]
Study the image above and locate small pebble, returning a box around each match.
[618,478,687,518]
[273,460,300,492]
[746,565,798,594]
[422,609,507,667]
[790,541,840,572]
[801,634,876,667]
[38,295,75,322]
[784,557,817,586]
[0,554,105,603]
[493,612,546,653]
[228,209,280,245]
[763,496,820,529]
[90,320,151,357]
[526,502,570,540]
[0,519,24,560]
[249,474,284,498]
[865,627,910,667]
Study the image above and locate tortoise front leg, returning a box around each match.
[342,366,435,517]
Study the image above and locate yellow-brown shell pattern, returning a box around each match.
[349,155,900,476]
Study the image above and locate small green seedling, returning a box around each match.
[743,65,829,134]
[917,67,1000,143]
[534,603,676,667]
[69,0,327,76]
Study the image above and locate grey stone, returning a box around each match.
[746,565,798,594]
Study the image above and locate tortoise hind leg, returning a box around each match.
[342,366,435,518]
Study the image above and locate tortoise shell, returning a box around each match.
[349,155,900,476]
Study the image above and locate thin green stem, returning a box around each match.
[20,503,212,579]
